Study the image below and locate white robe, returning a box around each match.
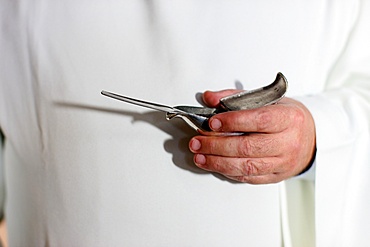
[0,0,369,246]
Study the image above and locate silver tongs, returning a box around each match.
[101,72,288,134]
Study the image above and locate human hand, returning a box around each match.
[189,90,316,184]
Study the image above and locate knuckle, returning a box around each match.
[238,137,275,157]
[242,159,274,176]
[255,110,272,131]
[238,138,252,157]
[291,107,306,126]
[242,159,258,176]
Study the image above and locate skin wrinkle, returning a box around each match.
[237,134,278,158]
[243,160,255,176]
[237,137,252,157]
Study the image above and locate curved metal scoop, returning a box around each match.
[101,72,288,134]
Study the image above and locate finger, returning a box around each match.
[209,103,299,133]
[224,174,284,184]
[193,154,284,177]
[202,89,243,107]
[189,134,282,158]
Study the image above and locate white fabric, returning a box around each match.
[283,1,370,246]
[1,0,369,246]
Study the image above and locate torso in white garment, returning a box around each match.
[0,0,366,246]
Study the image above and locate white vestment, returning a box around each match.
[0,1,369,246]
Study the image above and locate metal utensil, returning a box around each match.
[101,72,288,134]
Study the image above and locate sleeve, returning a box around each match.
[282,0,370,246]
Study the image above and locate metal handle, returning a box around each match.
[220,72,288,111]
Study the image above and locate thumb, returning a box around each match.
[202,89,243,107]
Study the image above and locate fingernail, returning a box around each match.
[190,138,201,151]
[194,154,206,165]
[210,118,222,130]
